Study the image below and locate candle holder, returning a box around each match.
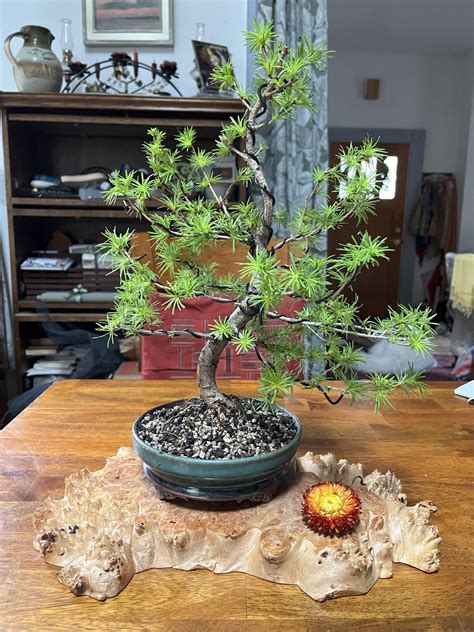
[62,53,181,96]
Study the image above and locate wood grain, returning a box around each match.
[0,380,473,631]
[0,92,246,115]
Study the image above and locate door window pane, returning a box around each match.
[379,155,398,200]
[338,156,377,198]
[338,154,398,200]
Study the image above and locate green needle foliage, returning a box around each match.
[99,20,434,411]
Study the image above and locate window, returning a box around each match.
[338,155,398,200]
[379,155,398,200]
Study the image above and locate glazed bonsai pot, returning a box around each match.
[132,397,302,502]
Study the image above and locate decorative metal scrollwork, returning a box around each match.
[62,52,181,96]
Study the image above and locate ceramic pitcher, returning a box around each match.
[4,25,63,93]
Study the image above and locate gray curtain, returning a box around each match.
[253,0,328,232]
[250,0,328,374]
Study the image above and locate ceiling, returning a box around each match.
[327,0,474,54]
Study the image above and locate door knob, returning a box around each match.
[391,238,401,246]
[394,226,402,234]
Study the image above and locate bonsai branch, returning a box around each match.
[272,227,324,252]
[265,313,408,344]
[200,172,232,216]
[253,342,275,369]
[312,267,360,305]
[124,196,236,242]
[153,281,238,305]
[139,328,211,340]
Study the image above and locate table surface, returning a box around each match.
[0,380,472,631]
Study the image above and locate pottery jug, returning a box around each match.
[4,25,63,93]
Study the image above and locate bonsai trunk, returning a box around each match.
[197,85,276,407]
[197,337,228,404]
[197,301,259,405]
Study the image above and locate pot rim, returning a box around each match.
[132,396,302,465]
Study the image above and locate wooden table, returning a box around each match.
[1,380,472,631]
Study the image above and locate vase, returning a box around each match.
[132,397,302,502]
[4,25,63,93]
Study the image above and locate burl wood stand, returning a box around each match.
[33,448,440,602]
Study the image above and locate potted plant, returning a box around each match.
[100,22,433,502]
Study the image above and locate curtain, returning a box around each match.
[253,0,328,233]
[251,0,328,374]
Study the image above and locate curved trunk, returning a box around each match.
[197,337,228,404]
[197,301,259,405]
[198,91,275,406]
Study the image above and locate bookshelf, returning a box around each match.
[0,92,245,392]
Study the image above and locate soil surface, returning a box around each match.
[137,396,298,460]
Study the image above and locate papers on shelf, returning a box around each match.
[25,343,90,378]
[20,257,74,272]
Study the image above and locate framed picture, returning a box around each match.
[192,40,230,89]
[83,0,173,46]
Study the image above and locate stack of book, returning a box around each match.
[25,340,90,387]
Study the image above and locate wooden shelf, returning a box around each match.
[12,206,141,219]
[0,92,245,115]
[15,312,108,322]
[8,112,225,129]
[2,93,246,393]
[12,197,122,207]
[11,197,169,213]
[18,300,114,310]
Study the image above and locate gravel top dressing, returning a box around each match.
[137,397,297,460]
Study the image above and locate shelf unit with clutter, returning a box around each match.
[0,92,246,392]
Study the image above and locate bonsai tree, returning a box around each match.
[100,21,433,413]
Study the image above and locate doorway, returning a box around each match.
[328,129,425,318]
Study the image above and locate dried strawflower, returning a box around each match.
[302,482,361,536]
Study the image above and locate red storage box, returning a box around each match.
[141,296,304,380]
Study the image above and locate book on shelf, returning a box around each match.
[33,356,77,367]
[61,172,107,187]
[68,244,98,254]
[20,257,74,272]
[26,354,77,377]
[26,366,74,377]
[25,338,58,357]
[25,347,58,357]
[25,342,89,362]
[31,363,76,373]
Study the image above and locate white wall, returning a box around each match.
[328,49,474,303]
[459,88,474,253]
[0,0,247,375]
[454,51,474,223]
[328,50,472,178]
[0,0,248,96]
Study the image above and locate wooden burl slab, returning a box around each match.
[33,448,441,602]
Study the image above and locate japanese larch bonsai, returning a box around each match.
[100,22,433,477]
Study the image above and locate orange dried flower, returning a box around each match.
[302,482,361,536]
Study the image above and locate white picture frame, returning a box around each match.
[83,0,173,46]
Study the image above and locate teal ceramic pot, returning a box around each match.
[132,397,302,502]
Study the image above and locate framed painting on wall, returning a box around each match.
[83,0,173,46]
